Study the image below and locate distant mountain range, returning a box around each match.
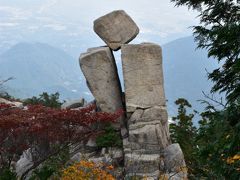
[0,36,219,117]
[0,42,90,100]
[162,36,218,115]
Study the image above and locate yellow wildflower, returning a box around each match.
[61,160,115,180]
[226,135,230,139]
[226,157,235,164]
[232,154,240,160]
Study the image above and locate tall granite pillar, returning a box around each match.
[122,43,171,178]
[80,10,187,179]
[79,47,125,130]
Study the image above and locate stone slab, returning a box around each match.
[94,10,139,50]
[121,43,166,112]
[80,47,124,128]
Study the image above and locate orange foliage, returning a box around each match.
[61,161,115,180]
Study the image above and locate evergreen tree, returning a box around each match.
[171,0,240,103]
[170,1,240,178]
[23,92,63,108]
[170,98,198,178]
[195,101,240,179]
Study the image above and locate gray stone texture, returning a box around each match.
[121,43,166,112]
[79,47,124,129]
[78,11,187,179]
[16,149,33,178]
[163,143,187,175]
[94,10,139,50]
[125,152,160,176]
[122,42,171,179]
[127,107,170,150]
[61,98,85,109]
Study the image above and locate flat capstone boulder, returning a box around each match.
[94,10,139,51]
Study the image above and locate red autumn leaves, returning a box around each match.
[0,103,123,169]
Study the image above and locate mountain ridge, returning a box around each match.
[0,36,219,116]
[0,42,89,100]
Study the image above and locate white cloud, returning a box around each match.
[140,27,169,38]
[0,22,19,27]
[0,6,31,21]
[84,92,92,96]
[67,32,79,37]
[43,24,66,31]
[38,0,59,14]
[28,25,39,32]
[31,0,198,39]
[0,0,199,50]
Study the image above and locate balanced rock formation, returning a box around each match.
[79,10,187,179]
[94,10,139,51]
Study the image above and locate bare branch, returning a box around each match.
[201,91,226,108]
[0,77,14,86]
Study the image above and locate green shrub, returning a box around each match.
[96,125,122,148]
[23,92,63,108]
[30,148,69,180]
[30,166,55,180]
[0,169,17,180]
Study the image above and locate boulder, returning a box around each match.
[127,109,144,125]
[94,10,139,50]
[70,152,83,162]
[121,43,166,112]
[0,97,23,108]
[127,108,170,150]
[125,153,160,177]
[129,122,160,141]
[163,143,187,179]
[128,106,168,125]
[109,148,123,159]
[79,46,124,129]
[16,149,33,177]
[61,98,85,109]
[142,106,168,124]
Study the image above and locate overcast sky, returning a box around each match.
[0,0,199,54]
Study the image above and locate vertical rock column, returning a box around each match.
[79,47,124,130]
[122,43,171,178]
